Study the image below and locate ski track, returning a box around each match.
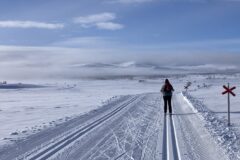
[172,93,229,160]
[67,94,163,160]
[0,95,133,160]
[0,92,232,160]
[19,95,141,160]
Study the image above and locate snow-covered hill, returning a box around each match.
[0,83,46,89]
[60,62,239,80]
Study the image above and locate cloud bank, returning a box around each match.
[0,21,64,29]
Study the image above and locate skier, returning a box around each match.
[161,79,174,115]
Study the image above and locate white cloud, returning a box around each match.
[0,20,64,29]
[52,37,115,48]
[73,12,124,30]
[96,22,124,30]
[73,12,115,24]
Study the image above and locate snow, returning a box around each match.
[181,73,240,159]
[0,73,240,159]
[0,79,162,146]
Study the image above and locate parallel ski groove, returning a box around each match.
[22,96,139,160]
[162,115,168,160]
[162,115,181,160]
[169,116,181,160]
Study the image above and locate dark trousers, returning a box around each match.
[163,96,172,113]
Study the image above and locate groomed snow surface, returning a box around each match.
[0,74,240,160]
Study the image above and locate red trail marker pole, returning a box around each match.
[222,83,236,126]
[228,83,230,126]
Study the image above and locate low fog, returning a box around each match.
[0,45,239,81]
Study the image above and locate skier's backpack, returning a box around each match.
[164,84,172,92]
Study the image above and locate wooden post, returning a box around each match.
[222,83,236,126]
[228,83,230,126]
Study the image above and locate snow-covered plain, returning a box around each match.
[0,72,240,159]
[0,79,165,146]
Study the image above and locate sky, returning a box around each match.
[0,0,240,80]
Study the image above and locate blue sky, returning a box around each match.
[0,0,240,79]
[0,0,239,46]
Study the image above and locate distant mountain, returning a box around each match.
[71,61,159,69]
[70,63,116,68]
[69,62,239,74]
[116,61,136,67]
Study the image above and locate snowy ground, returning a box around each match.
[0,73,240,159]
[182,73,240,159]
[0,79,164,146]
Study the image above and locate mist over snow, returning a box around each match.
[0,45,239,81]
[174,64,238,71]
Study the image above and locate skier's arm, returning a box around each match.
[160,85,165,93]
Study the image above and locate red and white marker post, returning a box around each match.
[222,83,236,126]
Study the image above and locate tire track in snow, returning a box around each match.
[18,96,140,160]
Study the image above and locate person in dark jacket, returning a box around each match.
[161,79,174,114]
